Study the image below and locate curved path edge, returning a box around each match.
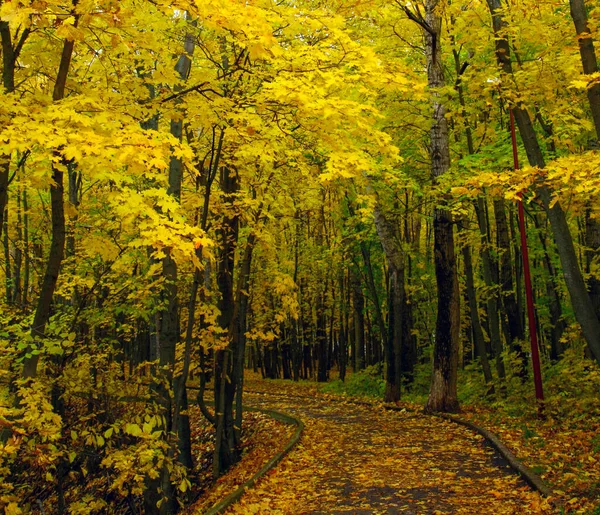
[437,413,553,497]
[202,406,305,515]
[244,386,553,500]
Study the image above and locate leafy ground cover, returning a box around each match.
[320,354,600,515]
[222,374,552,515]
[186,406,294,514]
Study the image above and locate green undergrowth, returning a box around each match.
[319,347,600,421]
[317,348,600,513]
[320,364,386,399]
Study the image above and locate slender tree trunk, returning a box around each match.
[233,232,256,441]
[22,25,76,379]
[316,295,328,382]
[213,166,240,477]
[352,270,365,372]
[339,269,348,382]
[474,199,505,378]
[22,189,29,305]
[4,208,11,303]
[494,199,526,375]
[361,243,386,364]
[0,22,30,242]
[12,187,22,304]
[532,215,566,359]
[459,224,494,390]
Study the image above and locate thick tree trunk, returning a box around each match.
[570,0,600,137]
[422,0,460,413]
[487,0,600,365]
[569,0,600,321]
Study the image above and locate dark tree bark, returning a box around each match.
[0,20,30,242]
[12,188,23,304]
[232,231,256,441]
[570,0,600,137]
[474,199,505,379]
[487,0,600,365]
[420,0,460,413]
[532,215,566,360]
[352,270,365,372]
[3,208,11,303]
[494,199,526,376]
[360,243,386,366]
[460,226,494,392]
[373,206,406,402]
[316,295,328,382]
[22,24,76,379]
[569,0,600,321]
[213,166,240,477]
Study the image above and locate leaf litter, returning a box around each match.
[219,377,553,515]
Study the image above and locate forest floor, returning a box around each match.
[203,375,555,515]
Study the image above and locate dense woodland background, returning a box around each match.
[1,0,600,513]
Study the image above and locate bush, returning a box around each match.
[321,364,385,399]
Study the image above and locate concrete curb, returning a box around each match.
[202,406,304,515]
[245,389,553,499]
[436,413,553,497]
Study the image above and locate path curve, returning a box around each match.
[224,380,551,515]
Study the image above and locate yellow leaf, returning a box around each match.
[125,423,142,436]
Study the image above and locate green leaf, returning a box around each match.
[125,423,142,436]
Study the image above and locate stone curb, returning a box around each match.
[202,406,304,515]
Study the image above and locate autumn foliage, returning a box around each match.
[1,0,600,514]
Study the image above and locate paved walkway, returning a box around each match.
[224,380,550,514]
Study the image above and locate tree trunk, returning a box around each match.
[373,206,405,401]
[422,0,460,413]
[213,166,240,477]
[494,198,527,376]
[459,221,494,390]
[569,0,600,321]
[487,0,600,365]
[22,28,76,379]
[4,207,11,303]
[22,189,29,306]
[474,198,505,378]
[352,271,365,372]
[0,21,30,242]
[361,243,386,361]
[12,187,23,304]
[316,297,328,382]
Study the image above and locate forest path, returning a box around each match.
[224,377,551,515]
